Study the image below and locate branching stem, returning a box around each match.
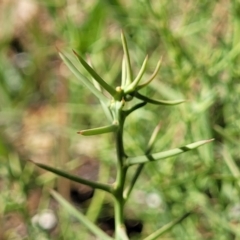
[113,104,129,240]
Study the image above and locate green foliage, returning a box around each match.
[0,0,239,239]
[33,32,212,240]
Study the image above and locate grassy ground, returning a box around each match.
[0,0,240,239]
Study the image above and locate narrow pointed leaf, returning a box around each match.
[92,76,113,122]
[126,139,214,166]
[121,57,127,87]
[124,55,148,93]
[146,122,162,153]
[29,160,111,192]
[59,52,108,103]
[51,190,113,240]
[135,92,185,105]
[78,123,118,136]
[73,50,117,97]
[121,31,133,85]
[143,212,191,240]
[137,57,162,90]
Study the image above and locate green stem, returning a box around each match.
[113,109,129,240]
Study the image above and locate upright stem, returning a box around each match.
[113,108,129,240]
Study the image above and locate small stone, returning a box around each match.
[145,192,161,209]
[31,210,57,231]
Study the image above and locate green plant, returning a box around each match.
[32,32,213,240]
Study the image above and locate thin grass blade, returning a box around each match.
[143,212,191,240]
[51,190,113,240]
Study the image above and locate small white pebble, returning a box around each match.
[229,204,240,221]
[145,192,161,209]
[31,214,39,226]
[32,210,57,231]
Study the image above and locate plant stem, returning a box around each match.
[113,106,129,240]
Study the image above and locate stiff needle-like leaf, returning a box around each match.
[124,55,148,94]
[91,75,113,122]
[121,31,133,85]
[59,52,108,103]
[29,160,111,192]
[73,50,117,97]
[137,57,162,90]
[126,139,214,166]
[78,123,118,136]
[121,57,127,87]
[135,92,185,106]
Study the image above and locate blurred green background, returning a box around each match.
[0,0,240,239]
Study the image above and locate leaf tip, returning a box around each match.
[27,159,34,164]
[55,46,60,53]
[72,49,78,56]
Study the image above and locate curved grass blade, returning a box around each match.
[137,57,162,90]
[77,123,118,136]
[124,55,148,93]
[135,92,185,106]
[73,50,117,98]
[51,190,113,240]
[143,212,191,240]
[29,160,111,192]
[121,31,133,85]
[59,52,108,103]
[126,139,214,166]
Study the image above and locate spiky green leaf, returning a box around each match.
[73,50,117,97]
[29,160,111,192]
[135,92,185,105]
[59,52,108,103]
[124,55,148,93]
[126,139,214,166]
[137,57,162,90]
[121,31,133,86]
[78,123,118,136]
